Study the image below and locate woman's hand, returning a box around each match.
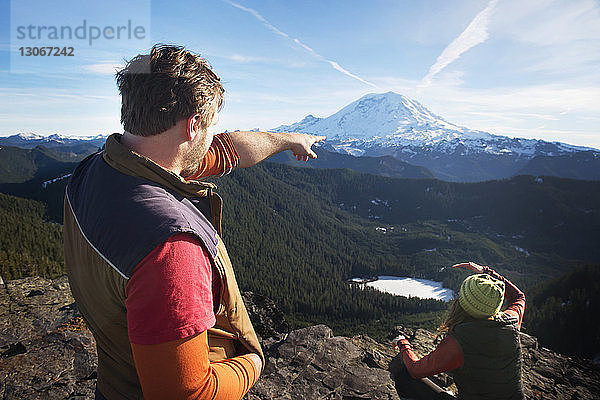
[451,261,485,274]
[392,334,406,351]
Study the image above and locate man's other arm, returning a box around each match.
[126,234,261,399]
[228,131,326,168]
[132,332,261,400]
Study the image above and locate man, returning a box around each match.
[64,44,325,399]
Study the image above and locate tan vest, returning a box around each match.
[64,134,263,399]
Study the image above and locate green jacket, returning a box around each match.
[450,314,525,400]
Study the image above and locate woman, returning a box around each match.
[393,262,526,400]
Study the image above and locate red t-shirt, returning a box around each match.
[125,133,239,345]
[126,234,216,345]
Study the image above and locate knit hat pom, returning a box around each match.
[458,274,505,318]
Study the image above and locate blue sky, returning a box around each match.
[1,0,599,148]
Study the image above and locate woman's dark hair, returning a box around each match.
[115,44,224,137]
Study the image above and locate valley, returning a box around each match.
[1,91,599,357]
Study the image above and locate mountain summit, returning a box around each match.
[274,92,599,181]
[277,91,492,143]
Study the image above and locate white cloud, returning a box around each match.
[328,61,378,88]
[495,0,600,46]
[421,0,499,87]
[0,87,118,102]
[492,0,600,76]
[226,54,274,64]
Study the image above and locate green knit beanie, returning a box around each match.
[458,274,505,318]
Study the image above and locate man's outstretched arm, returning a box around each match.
[228,131,326,168]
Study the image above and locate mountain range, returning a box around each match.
[3,92,599,182]
[273,92,600,182]
[2,125,600,359]
[0,133,106,150]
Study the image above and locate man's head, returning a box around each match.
[116,44,224,137]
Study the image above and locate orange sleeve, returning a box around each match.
[184,132,240,181]
[483,266,526,330]
[131,330,258,400]
[398,336,463,379]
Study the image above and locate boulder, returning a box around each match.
[1,276,600,400]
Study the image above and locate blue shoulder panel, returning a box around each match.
[66,152,219,278]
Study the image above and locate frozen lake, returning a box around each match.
[351,276,455,301]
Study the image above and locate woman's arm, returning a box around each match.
[483,266,526,329]
[395,336,463,379]
[451,262,526,329]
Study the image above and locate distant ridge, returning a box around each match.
[267,147,434,179]
[0,133,108,150]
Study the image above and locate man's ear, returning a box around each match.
[186,114,201,141]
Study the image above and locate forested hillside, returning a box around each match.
[2,159,600,343]
[0,192,64,280]
[0,145,77,184]
[267,147,435,179]
[525,264,600,359]
[201,164,595,337]
[260,165,600,262]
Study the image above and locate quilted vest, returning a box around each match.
[449,316,524,400]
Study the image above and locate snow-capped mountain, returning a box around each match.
[276,92,492,143]
[274,92,599,181]
[0,133,108,149]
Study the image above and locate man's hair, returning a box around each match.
[116,44,224,137]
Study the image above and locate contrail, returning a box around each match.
[226,1,290,39]
[421,0,499,87]
[328,61,378,88]
[224,1,378,88]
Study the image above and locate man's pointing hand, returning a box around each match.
[289,133,326,162]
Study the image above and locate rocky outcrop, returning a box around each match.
[0,276,96,399]
[249,325,401,399]
[1,276,600,399]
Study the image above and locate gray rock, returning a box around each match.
[2,276,600,400]
[248,325,402,400]
[0,276,96,399]
[242,291,290,340]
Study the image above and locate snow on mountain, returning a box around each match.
[16,133,45,140]
[273,92,595,158]
[0,132,109,148]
